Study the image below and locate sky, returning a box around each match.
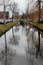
[0,0,43,17]
[0,0,29,16]
[9,0,29,15]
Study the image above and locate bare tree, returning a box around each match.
[8,2,19,22]
[8,2,19,40]
[26,3,29,19]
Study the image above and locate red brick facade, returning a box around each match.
[0,11,9,19]
[29,7,43,22]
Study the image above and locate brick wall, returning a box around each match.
[0,11,9,19]
[29,7,43,22]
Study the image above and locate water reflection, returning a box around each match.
[15,26,20,32]
[26,28,36,55]
[9,35,20,45]
[0,26,43,65]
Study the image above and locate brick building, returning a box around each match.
[29,6,43,22]
[0,11,9,19]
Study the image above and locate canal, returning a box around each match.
[0,25,43,65]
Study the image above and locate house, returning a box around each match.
[0,11,9,19]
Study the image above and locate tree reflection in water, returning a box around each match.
[9,35,20,45]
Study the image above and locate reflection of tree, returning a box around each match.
[26,29,36,55]
[15,27,19,32]
[8,2,19,22]
[9,35,20,45]
[26,28,43,58]
[0,47,16,65]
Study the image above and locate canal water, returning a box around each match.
[0,25,43,65]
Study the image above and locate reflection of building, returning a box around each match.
[0,11,9,19]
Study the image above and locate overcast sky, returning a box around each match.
[0,0,29,15]
[0,0,43,17]
[9,0,29,14]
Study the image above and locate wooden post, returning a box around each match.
[4,34,7,65]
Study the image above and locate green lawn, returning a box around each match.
[0,20,43,37]
[27,21,43,31]
[0,21,18,37]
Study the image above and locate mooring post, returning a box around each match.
[4,34,7,65]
